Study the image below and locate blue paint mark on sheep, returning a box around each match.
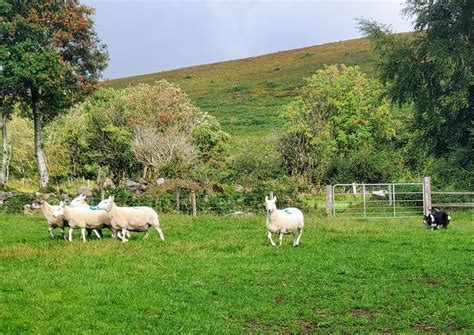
[283,208,297,214]
[89,206,98,211]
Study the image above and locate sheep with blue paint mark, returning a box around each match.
[97,196,164,243]
[52,201,112,242]
[265,194,304,246]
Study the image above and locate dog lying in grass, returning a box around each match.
[423,208,451,230]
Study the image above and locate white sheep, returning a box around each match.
[52,201,112,242]
[31,200,68,239]
[265,195,304,247]
[97,196,164,243]
[31,194,89,239]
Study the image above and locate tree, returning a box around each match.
[1,0,107,189]
[279,65,398,184]
[132,126,197,179]
[0,97,13,189]
[358,0,473,185]
[55,82,229,182]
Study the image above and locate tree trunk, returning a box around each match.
[1,111,9,189]
[31,89,49,189]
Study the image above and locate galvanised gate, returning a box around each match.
[332,182,425,218]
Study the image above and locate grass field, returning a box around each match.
[1,212,473,334]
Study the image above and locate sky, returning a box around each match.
[83,0,413,79]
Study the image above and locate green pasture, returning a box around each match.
[1,212,472,334]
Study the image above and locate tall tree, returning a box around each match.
[358,1,473,174]
[0,0,107,189]
[279,65,397,184]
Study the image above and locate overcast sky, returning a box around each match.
[83,0,413,79]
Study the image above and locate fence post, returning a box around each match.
[325,185,332,217]
[362,183,367,217]
[423,177,432,215]
[191,191,197,217]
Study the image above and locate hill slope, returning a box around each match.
[104,38,376,147]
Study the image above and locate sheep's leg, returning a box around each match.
[120,228,129,243]
[111,229,117,239]
[81,228,87,242]
[143,231,149,239]
[154,226,164,241]
[126,230,131,239]
[93,229,101,239]
[59,227,65,240]
[48,226,55,239]
[267,230,276,247]
[68,228,74,242]
[279,232,284,246]
[294,228,303,246]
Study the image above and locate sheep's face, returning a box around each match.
[70,194,87,207]
[97,196,114,211]
[52,202,65,218]
[265,196,277,213]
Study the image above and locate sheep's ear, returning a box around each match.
[265,196,268,202]
[59,201,64,207]
[273,196,277,202]
[111,196,115,202]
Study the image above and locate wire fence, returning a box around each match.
[431,191,474,209]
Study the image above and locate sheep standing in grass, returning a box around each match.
[52,202,111,242]
[97,196,164,243]
[265,195,304,247]
[31,194,89,239]
[32,200,68,239]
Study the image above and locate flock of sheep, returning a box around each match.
[32,193,305,246]
[32,195,164,243]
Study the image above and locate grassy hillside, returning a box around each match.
[2,213,473,333]
[104,38,376,148]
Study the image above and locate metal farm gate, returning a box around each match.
[332,182,425,218]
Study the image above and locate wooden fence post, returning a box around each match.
[423,176,432,215]
[325,185,333,217]
[191,191,197,217]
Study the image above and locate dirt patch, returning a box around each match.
[411,322,440,333]
[300,321,316,334]
[313,307,333,319]
[423,278,439,286]
[274,296,284,305]
[351,308,374,318]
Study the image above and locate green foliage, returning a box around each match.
[359,1,473,187]
[326,148,400,184]
[0,0,108,115]
[279,65,399,184]
[41,82,229,182]
[192,112,230,165]
[0,193,34,213]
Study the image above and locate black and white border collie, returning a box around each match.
[423,208,451,230]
